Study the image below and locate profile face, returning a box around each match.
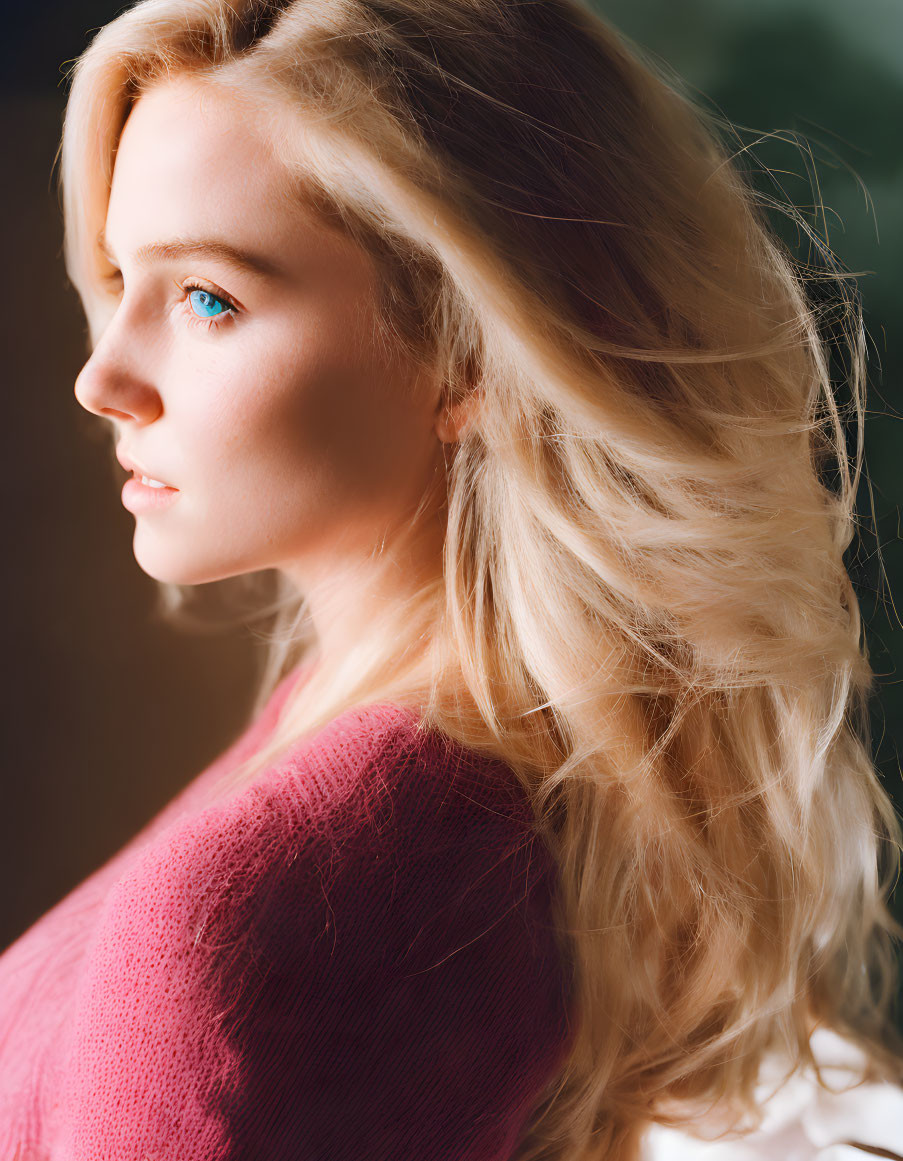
[74,76,444,589]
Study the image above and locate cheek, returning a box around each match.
[227,323,435,509]
[174,327,436,549]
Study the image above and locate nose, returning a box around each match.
[73,312,163,424]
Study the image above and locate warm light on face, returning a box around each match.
[73,75,446,592]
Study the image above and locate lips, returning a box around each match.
[115,446,177,490]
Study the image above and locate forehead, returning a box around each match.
[105,77,301,249]
[112,77,282,197]
[102,75,373,283]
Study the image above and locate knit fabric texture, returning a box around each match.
[0,666,576,1160]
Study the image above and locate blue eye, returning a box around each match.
[181,282,238,332]
[188,287,229,318]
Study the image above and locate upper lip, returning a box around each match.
[115,446,177,489]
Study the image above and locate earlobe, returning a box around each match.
[434,394,478,443]
[433,349,482,443]
[434,407,458,443]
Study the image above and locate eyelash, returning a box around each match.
[100,270,238,332]
[180,281,238,332]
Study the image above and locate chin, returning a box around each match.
[130,516,281,585]
[131,536,235,587]
[133,557,208,587]
[133,546,274,591]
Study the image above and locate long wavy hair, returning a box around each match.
[58,0,903,1156]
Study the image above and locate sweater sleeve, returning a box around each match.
[56,705,575,1161]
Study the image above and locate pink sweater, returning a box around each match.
[0,666,575,1160]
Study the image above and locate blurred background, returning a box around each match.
[3,0,902,1025]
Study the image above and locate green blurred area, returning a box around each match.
[592,0,903,1018]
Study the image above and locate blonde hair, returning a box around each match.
[58,0,903,1156]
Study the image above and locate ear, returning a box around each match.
[433,351,482,443]
[434,395,476,443]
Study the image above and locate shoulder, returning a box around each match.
[83,703,569,1050]
[102,701,551,949]
[234,697,544,864]
[65,703,576,1159]
[258,699,541,841]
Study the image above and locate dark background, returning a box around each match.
[4,0,901,1024]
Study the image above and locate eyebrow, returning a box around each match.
[96,230,288,281]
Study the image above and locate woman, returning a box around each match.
[2,0,902,1157]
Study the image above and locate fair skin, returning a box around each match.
[74,76,463,663]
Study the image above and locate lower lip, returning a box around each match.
[121,478,180,513]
